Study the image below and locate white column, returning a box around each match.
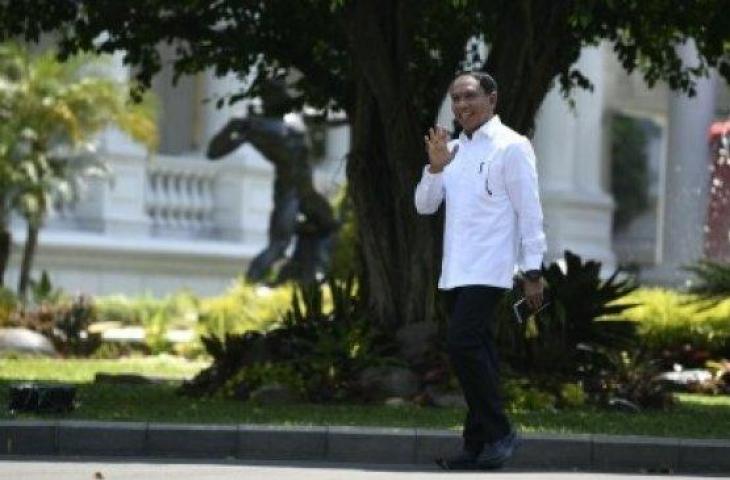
[151,44,197,155]
[199,70,252,152]
[657,42,717,283]
[198,69,273,246]
[313,121,350,197]
[532,85,577,192]
[73,52,151,236]
[101,155,151,236]
[532,45,616,271]
[207,148,272,246]
[97,52,148,157]
[573,47,608,195]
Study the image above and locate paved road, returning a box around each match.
[0,459,726,480]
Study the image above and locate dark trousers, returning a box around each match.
[443,285,511,453]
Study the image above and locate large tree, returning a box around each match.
[2,0,728,326]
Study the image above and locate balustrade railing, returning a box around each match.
[144,156,217,238]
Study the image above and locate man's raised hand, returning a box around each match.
[424,126,458,173]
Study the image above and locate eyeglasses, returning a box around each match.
[450,90,490,103]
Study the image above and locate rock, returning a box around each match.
[422,366,449,384]
[87,321,122,334]
[384,397,410,407]
[425,385,467,408]
[432,393,467,409]
[395,321,438,365]
[100,326,145,343]
[0,328,57,357]
[358,366,419,398]
[607,397,641,413]
[656,369,713,386]
[249,383,301,404]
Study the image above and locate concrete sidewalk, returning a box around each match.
[1,420,729,474]
[3,460,729,480]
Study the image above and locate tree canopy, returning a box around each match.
[2,0,728,325]
[2,1,727,129]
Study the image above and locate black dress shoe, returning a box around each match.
[476,430,522,470]
[435,450,481,470]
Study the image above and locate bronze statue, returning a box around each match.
[207,78,338,284]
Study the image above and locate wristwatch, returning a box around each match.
[523,269,542,281]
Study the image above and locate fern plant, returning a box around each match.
[543,250,638,349]
[497,250,639,375]
[182,275,395,401]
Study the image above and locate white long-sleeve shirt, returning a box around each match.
[414,115,547,290]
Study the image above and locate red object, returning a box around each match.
[705,121,730,261]
[709,121,730,141]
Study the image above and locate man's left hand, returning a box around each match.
[523,277,544,311]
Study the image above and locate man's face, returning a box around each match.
[450,75,496,134]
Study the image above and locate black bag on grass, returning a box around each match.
[8,383,76,413]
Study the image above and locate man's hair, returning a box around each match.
[453,71,498,94]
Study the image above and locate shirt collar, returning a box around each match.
[459,114,501,141]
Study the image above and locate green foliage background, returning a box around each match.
[613,288,730,356]
[611,115,649,231]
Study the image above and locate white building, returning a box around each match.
[5,43,727,296]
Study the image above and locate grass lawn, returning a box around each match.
[0,357,728,439]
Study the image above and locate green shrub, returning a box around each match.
[559,382,586,408]
[94,283,294,356]
[89,341,138,359]
[182,276,397,402]
[610,114,649,231]
[503,379,556,412]
[197,278,292,339]
[8,295,101,356]
[94,291,200,355]
[0,286,18,326]
[496,250,638,375]
[542,251,638,349]
[220,362,305,400]
[592,348,674,410]
[142,306,172,354]
[279,277,391,401]
[94,294,166,326]
[28,270,67,306]
[329,186,360,280]
[613,288,730,358]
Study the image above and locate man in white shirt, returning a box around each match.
[414,72,547,470]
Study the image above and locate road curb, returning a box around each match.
[1,420,729,473]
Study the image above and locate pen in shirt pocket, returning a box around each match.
[479,161,493,195]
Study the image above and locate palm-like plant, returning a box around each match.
[542,250,638,349]
[496,251,639,375]
[685,259,730,296]
[0,42,157,298]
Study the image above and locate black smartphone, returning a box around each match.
[512,297,550,324]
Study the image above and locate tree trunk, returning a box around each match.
[346,82,442,328]
[18,222,39,300]
[485,0,580,135]
[340,0,581,328]
[343,0,444,328]
[0,206,9,287]
[0,228,10,288]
